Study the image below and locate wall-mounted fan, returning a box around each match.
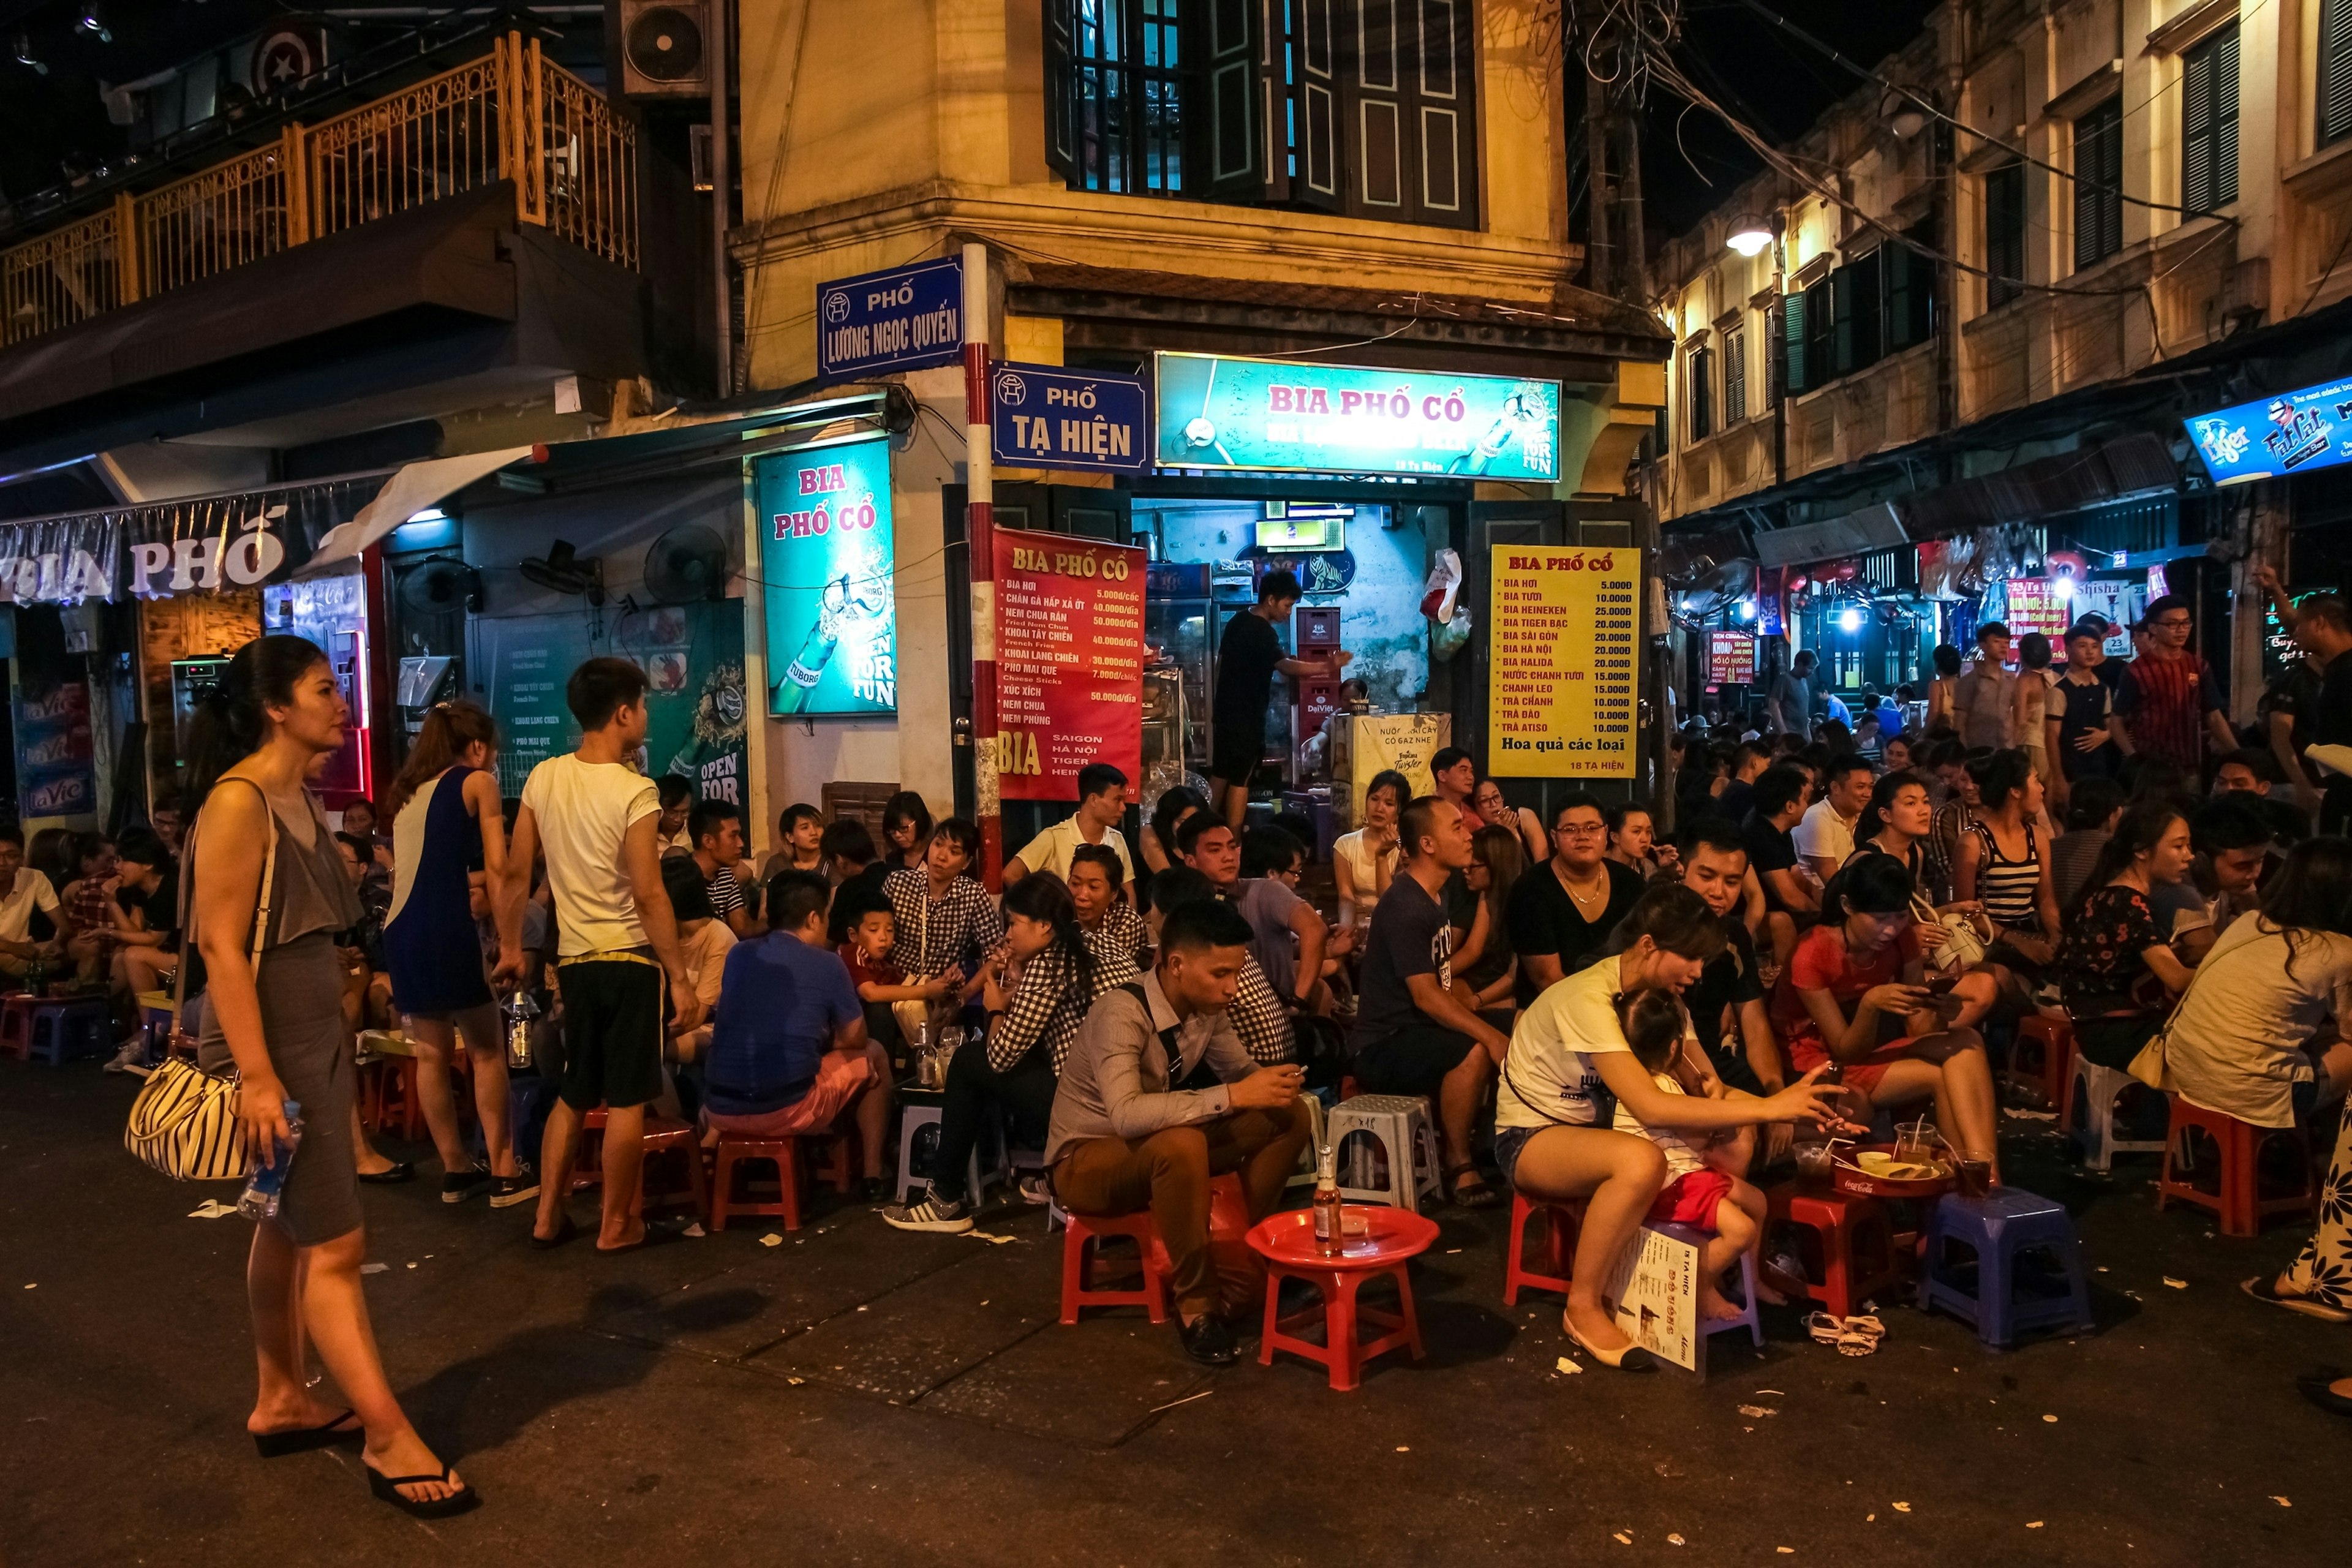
[643,525,728,605]
[398,556,481,616]
[519,540,605,604]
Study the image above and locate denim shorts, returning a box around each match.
[1495,1123,1540,1189]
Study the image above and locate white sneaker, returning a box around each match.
[881,1191,973,1234]
[102,1040,147,1076]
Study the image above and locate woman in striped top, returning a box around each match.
[1953,749,2059,971]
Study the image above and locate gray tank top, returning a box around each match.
[183,780,365,952]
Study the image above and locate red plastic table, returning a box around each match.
[1246,1205,1439,1392]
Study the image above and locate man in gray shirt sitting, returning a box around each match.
[1047,897,1313,1366]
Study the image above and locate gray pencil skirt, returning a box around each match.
[199,933,363,1247]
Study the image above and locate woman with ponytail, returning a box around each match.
[186,635,474,1516]
[380,701,529,1207]
[883,873,1135,1233]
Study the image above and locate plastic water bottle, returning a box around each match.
[503,989,540,1069]
[237,1098,305,1222]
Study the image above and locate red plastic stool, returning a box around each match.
[637,1117,710,1226]
[2013,1014,2075,1121]
[1503,1191,1586,1305]
[1765,1184,1909,1320]
[1060,1174,1250,1324]
[365,1056,424,1139]
[2156,1096,2316,1237]
[708,1131,856,1232]
[0,993,37,1061]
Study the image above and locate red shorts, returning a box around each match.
[1786,1033,1919,1097]
[700,1050,876,1140]
[1648,1168,1736,1229]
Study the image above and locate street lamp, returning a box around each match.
[1726,214,1772,257]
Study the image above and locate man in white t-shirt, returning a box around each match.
[500,657,707,1253]
[1003,763,1135,896]
[1793,755,1872,883]
[0,829,61,978]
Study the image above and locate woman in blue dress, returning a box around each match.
[382,703,530,1207]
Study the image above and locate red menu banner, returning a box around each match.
[2003,577,2071,638]
[992,526,1145,801]
[1705,631,1757,685]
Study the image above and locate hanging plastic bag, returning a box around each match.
[1419,548,1464,623]
[1431,605,1473,663]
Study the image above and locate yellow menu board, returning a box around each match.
[1489,544,1640,778]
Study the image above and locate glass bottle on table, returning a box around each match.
[1313,1142,1344,1256]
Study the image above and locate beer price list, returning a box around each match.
[1487,545,1641,778]
[990,526,1147,800]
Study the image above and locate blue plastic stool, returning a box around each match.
[25,998,111,1066]
[1653,1221,1765,1349]
[1918,1188,2094,1348]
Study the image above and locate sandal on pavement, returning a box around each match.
[1563,1314,1656,1373]
[529,1215,579,1251]
[2243,1275,2352,1324]
[365,1459,480,1520]
[2297,1370,2352,1419]
[1446,1163,1501,1210]
[251,1409,361,1458]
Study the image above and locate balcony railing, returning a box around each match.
[0,32,635,348]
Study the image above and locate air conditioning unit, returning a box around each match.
[619,0,709,98]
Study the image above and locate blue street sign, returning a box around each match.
[816,257,964,379]
[989,363,1151,473]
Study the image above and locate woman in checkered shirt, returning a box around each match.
[884,872,1129,1232]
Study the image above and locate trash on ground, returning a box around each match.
[1667,1534,1685,1546]
[1555,1356,1584,1376]
[2162,1276,2188,1289]
[1613,1532,1631,1544]
[360,1262,388,1275]
[760,1233,783,1247]
[1892,1502,1912,1513]
[2271,1496,2291,1507]
[968,1230,1017,1245]
[1149,1389,1212,1414]
[186,1199,238,1218]
[682,1222,705,1238]
[1737,1404,1777,1418]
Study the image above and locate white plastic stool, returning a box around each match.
[1285,1093,1330,1191]
[2069,1055,2166,1172]
[1652,1220,1765,1349]
[1326,1094,1442,1211]
[894,1103,1007,1204]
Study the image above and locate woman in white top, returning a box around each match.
[2137,838,2352,1132]
[1332,769,1408,933]
[1494,884,1842,1371]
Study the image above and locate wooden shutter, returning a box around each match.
[1291,0,1342,209]
[1782,289,1808,396]
[1803,277,1833,390]
[1044,0,1078,179]
[1724,327,1747,424]
[1412,0,1469,224]
[1200,0,1265,196]
[1352,0,1408,213]
[1985,162,2024,307]
[2073,96,2122,270]
[2325,0,2352,147]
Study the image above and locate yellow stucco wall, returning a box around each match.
[733,0,1581,390]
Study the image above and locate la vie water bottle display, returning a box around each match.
[236,1098,305,1221]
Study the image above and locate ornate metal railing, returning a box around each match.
[0,32,636,347]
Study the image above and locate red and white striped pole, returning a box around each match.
[962,241,1001,887]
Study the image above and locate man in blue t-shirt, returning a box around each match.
[701,870,880,1145]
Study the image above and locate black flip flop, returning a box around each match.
[1446,1164,1502,1210]
[251,1409,361,1458]
[530,1215,579,1251]
[2242,1275,2352,1323]
[357,1162,416,1185]
[2298,1369,2352,1419]
[366,1460,480,1519]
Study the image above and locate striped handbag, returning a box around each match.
[123,786,278,1182]
[124,1057,252,1181]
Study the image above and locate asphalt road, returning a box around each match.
[1,1063,2343,1567]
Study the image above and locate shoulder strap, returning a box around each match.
[172,780,281,1036]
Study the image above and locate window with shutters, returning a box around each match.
[1042,0,1478,228]
[1766,300,1787,409]
[2073,95,2123,271]
[2324,0,2352,148]
[1780,290,1807,398]
[1724,326,1747,424]
[1984,162,2026,308]
[1831,249,1882,379]
[1687,344,1713,443]
[2180,23,2239,216]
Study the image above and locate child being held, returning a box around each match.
[1610,989,1784,1321]
[835,888,959,1054]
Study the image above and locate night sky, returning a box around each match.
[1640,0,1943,238]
